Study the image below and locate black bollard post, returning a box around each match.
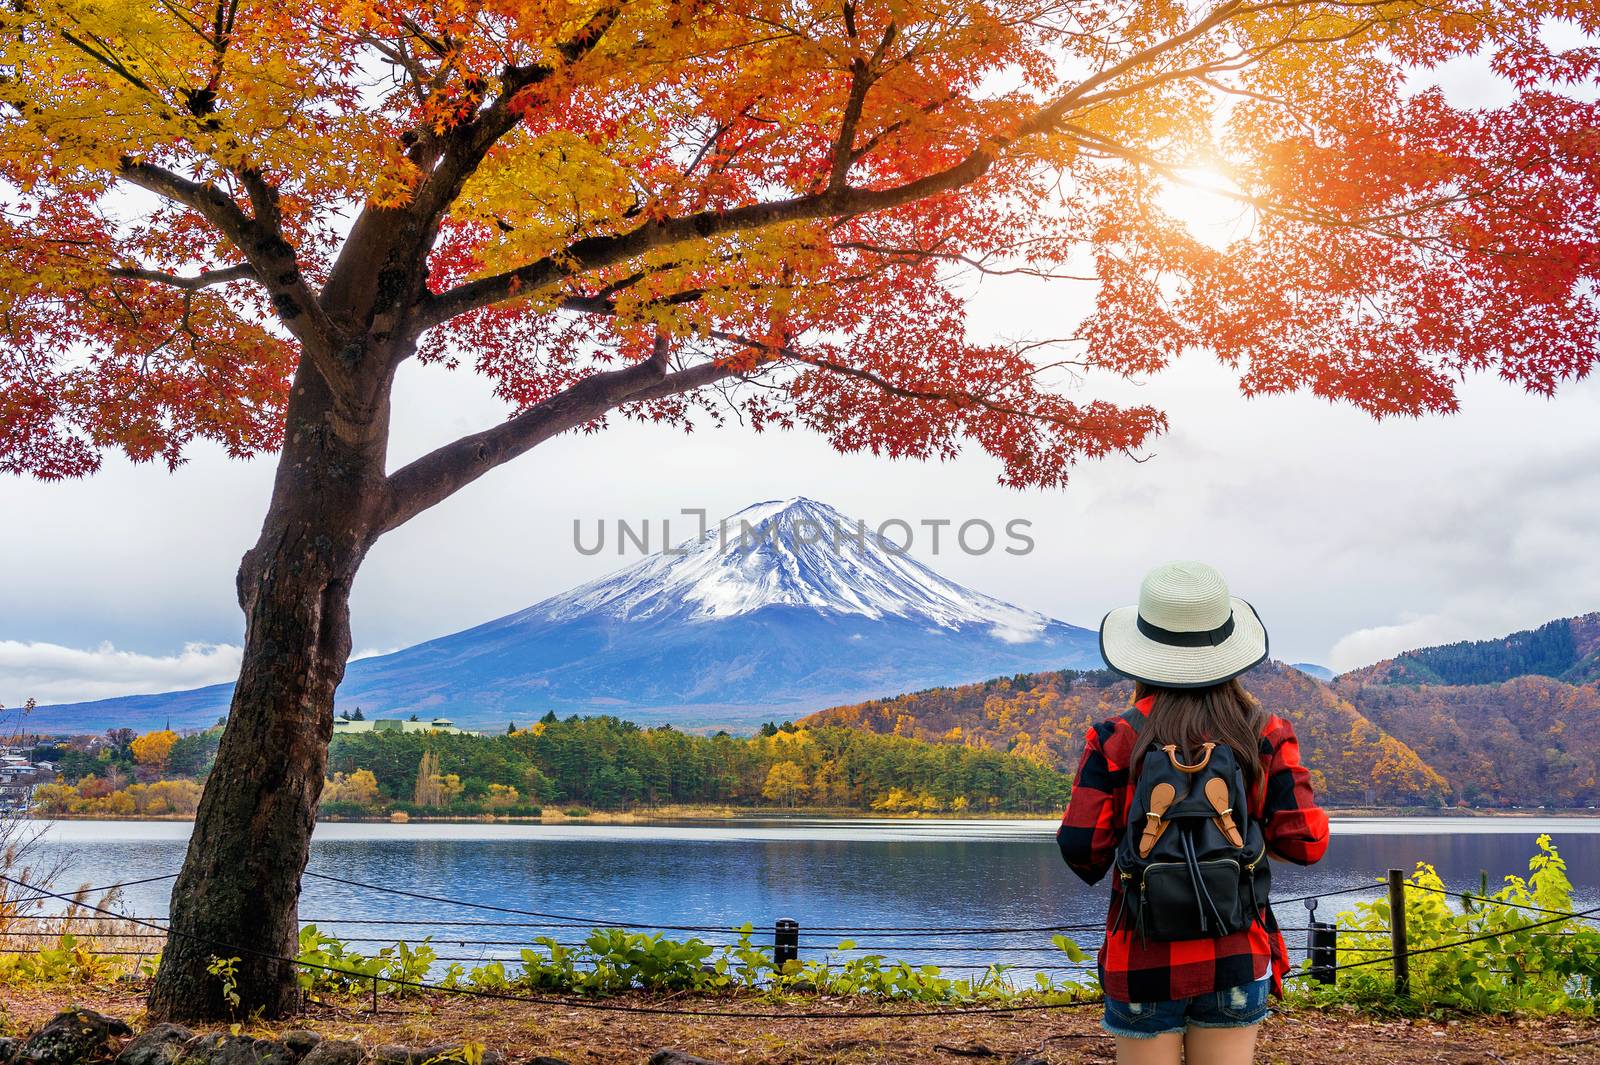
[1304,898,1337,985]
[774,918,800,967]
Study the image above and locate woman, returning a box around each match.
[1059,561,1328,1065]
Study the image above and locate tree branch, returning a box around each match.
[415,155,995,330]
[117,160,342,367]
[417,1,1253,331]
[107,263,257,290]
[707,328,1110,433]
[378,336,742,533]
[321,4,622,328]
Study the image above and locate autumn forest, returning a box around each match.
[809,614,1600,809]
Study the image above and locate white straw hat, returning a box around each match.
[1099,561,1269,688]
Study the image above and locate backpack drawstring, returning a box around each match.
[1182,828,1232,934]
[1111,880,1130,934]
[1180,827,1209,934]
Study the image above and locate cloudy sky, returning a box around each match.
[4,32,1599,708]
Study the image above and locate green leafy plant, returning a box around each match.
[0,934,121,986]
[467,960,509,990]
[381,938,438,994]
[276,921,1099,1006]
[206,955,241,1014]
[1293,835,1599,1016]
[421,1044,485,1065]
[294,924,384,994]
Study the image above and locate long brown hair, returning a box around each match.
[1129,679,1268,791]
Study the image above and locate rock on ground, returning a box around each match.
[648,1052,726,1065]
[175,1035,297,1065]
[293,1044,359,1065]
[278,1035,320,1059]
[114,1026,195,1065]
[13,1010,133,1065]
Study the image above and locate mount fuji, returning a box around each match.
[24,499,1100,732]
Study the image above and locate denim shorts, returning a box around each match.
[1102,976,1271,1038]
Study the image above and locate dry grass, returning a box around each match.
[1,807,162,971]
[0,886,162,961]
[5,983,1599,1064]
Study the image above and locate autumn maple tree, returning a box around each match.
[3,0,1597,1018]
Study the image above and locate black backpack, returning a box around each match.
[1112,712,1271,941]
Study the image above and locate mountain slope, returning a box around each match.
[1337,675,1600,807]
[23,499,1100,732]
[805,661,1450,806]
[1325,613,1600,806]
[1342,614,1600,687]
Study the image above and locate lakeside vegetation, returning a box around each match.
[24,716,1072,820]
[3,838,1596,1020]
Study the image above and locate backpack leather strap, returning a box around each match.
[1204,775,1244,847]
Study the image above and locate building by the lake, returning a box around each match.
[0,748,58,813]
[331,716,474,736]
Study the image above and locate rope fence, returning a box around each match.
[5,868,1600,1020]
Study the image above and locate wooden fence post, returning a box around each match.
[1387,868,1409,997]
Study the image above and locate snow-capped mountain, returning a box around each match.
[23,498,1100,731]
[536,498,1052,639]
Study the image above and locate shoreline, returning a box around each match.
[24,803,1600,826]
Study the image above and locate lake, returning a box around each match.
[21,817,1600,978]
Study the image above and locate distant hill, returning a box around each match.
[805,610,1600,808]
[804,661,1450,807]
[1336,674,1600,808]
[1290,662,1334,681]
[1343,614,1600,687]
[21,498,1100,733]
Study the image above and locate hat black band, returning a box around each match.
[1136,611,1236,648]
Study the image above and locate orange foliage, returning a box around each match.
[808,662,1450,807]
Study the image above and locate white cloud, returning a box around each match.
[0,641,402,706]
[0,640,242,705]
[6,354,1599,695]
[1327,618,1467,673]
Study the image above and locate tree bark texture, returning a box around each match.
[147,360,390,1019]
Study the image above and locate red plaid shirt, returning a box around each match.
[1057,695,1329,1003]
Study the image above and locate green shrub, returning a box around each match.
[0,934,121,986]
[1293,834,1600,1015]
[280,922,1096,1006]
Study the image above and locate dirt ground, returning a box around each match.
[5,985,1599,1065]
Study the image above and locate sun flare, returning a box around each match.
[1157,166,1257,249]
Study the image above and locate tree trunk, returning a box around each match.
[148,360,389,1020]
